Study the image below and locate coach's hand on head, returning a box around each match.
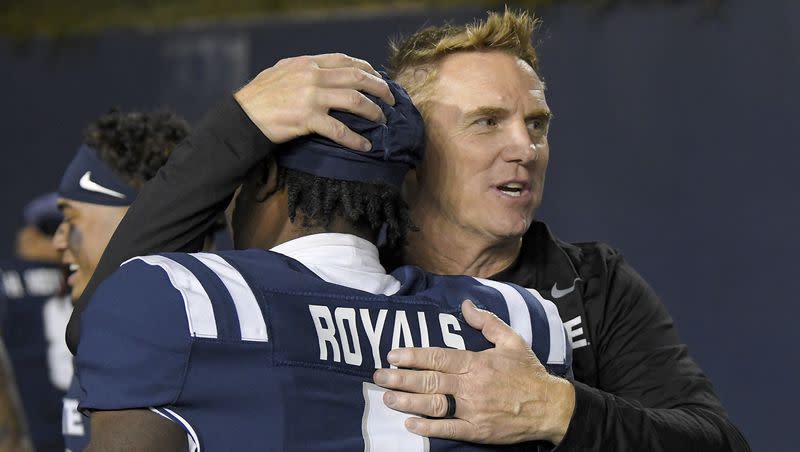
[234,53,395,152]
[373,300,576,446]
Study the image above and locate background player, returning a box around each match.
[76,77,571,451]
[51,109,191,451]
[0,193,68,452]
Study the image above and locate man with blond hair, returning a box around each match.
[374,11,747,450]
[66,9,748,451]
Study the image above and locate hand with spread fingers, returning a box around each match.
[373,300,576,446]
[234,52,395,152]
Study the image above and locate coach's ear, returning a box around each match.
[255,160,280,202]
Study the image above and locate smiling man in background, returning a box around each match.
[52,109,190,451]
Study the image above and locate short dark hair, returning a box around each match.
[278,167,413,248]
[83,109,190,188]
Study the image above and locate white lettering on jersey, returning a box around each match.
[334,307,362,366]
[309,305,340,362]
[360,309,387,368]
[310,306,466,368]
[417,312,430,348]
[564,315,589,349]
[62,398,85,436]
[23,268,61,297]
[439,314,466,350]
[1,271,24,299]
[390,311,414,348]
[362,382,429,451]
[389,311,415,369]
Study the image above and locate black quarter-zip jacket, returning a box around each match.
[492,223,749,451]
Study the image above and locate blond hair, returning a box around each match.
[388,9,541,112]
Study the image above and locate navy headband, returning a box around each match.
[277,73,425,188]
[58,145,138,206]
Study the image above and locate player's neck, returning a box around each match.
[403,214,522,279]
[270,213,376,249]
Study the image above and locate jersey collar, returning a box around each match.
[270,233,400,295]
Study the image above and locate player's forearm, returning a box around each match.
[87,410,187,452]
[0,341,32,452]
[553,382,751,452]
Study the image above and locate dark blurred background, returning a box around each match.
[1,1,796,450]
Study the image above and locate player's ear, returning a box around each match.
[401,169,418,204]
[254,159,280,202]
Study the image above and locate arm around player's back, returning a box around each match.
[76,258,193,451]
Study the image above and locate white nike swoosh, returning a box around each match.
[79,171,126,199]
[551,279,579,299]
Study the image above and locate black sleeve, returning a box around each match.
[554,254,750,451]
[65,96,276,354]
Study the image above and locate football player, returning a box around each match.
[0,193,68,452]
[51,109,191,451]
[76,77,571,451]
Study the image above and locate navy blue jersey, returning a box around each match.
[76,248,570,451]
[0,259,70,452]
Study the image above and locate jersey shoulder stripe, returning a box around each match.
[124,252,269,344]
[123,255,217,339]
[192,253,268,342]
[521,287,568,365]
[161,253,242,342]
[471,278,568,366]
[78,258,196,412]
[470,278,534,347]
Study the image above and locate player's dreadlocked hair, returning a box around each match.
[83,109,190,188]
[277,167,413,248]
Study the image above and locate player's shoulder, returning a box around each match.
[120,250,276,344]
[77,253,206,412]
[394,266,531,304]
[393,267,570,372]
[84,253,197,343]
[108,249,283,300]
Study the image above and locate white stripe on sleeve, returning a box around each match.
[126,256,217,339]
[526,288,567,365]
[192,253,268,342]
[472,278,533,347]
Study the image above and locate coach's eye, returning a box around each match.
[474,117,499,128]
[526,116,550,135]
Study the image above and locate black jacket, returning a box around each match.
[67,97,750,451]
[492,223,749,451]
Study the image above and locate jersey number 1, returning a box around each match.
[361,382,429,451]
